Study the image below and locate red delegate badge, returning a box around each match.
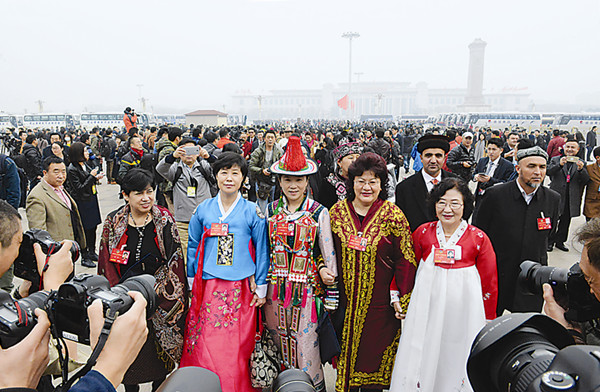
[109,248,130,265]
[276,222,294,236]
[210,223,229,236]
[433,248,455,264]
[348,234,367,252]
[537,217,552,231]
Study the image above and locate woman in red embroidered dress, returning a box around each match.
[390,177,497,392]
[329,153,417,392]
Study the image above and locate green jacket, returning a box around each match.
[157,139,177,192]
[248,143,283,185]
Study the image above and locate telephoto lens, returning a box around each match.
[0,290,51,348]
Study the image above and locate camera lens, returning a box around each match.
[113,275,158,316]
[518,261,569,297]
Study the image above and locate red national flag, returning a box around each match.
[337,95,349,110]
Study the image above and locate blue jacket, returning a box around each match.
[0,155,21,210]
[187,193,270,297]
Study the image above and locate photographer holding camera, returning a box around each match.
[543,218,600,345]
[0,200,148,392]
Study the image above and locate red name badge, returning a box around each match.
[276,222,294,236]
[210,223,229,236]
[434,248,455,264]
[348,235,367,252]
[537,217,552,231]
[109,248,130,265]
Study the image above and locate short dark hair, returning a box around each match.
[427,177,475,220]
[0,200,21,248]
[167,127,183,142]
[553,129,560,137]
[517,138,534,150]
[157,127,168,139]
[49,132,61,140]
[222,143,242,154]
[219,129,229,138]
[508,132,519,138]
[179,138,197,146]
[593,146,600,158]
[345,152,389,202]
[204,131,218,143]
[80,133,90,144]
[264,129,277,138]
[487,138,503,149]
[43,156,65,171]
[128,127,139,138]
[575,219,600,271]
[25,135,35,144]
[212,152,248,181]
[121,168,154,195]
[68,142,87,163]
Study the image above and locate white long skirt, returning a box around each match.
[390,256,486,392]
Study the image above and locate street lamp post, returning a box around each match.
[342,32,359,119]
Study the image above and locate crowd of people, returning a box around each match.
[1,110,600,392]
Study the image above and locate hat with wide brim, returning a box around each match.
[270,136,318,176]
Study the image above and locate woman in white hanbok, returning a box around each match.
[390,177,498,392]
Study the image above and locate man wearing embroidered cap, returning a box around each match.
[395,134,457,231]
[263,136,338,391]
[317,142,363,209]
[474,146,560,315]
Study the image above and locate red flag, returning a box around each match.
[337,95,349,110]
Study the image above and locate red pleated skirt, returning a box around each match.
[180,277,260,392]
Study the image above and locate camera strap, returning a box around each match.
[38,244,57,291]
[56,306,119,392]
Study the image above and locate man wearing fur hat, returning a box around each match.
[474,146,560,316]
[395,134,456,231]
[317,142,363,209]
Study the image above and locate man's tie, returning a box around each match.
[485,162,494,176]
[432,179,439,185]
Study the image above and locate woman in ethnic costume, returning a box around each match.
[181,152,270,392]
[329,152,417,392]
[97,168,188,392]
[264,136,337,391]
[390,178,497,392]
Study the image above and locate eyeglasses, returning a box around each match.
[436,200,463,210]
[354,179,380,188]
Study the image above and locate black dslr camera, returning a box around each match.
[13,229,80,292]
[518,260,600,322]
[0,274,157,348]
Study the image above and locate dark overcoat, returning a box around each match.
[473,180,560,315]
[547,156,589,217]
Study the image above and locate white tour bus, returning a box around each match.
[552,113,600,132]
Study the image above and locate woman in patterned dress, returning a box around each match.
[181,152,270,392]
[97,168,188,392]
[329,152,417,392]
[263,136,338,391]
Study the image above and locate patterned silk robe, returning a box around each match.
[329,198,416,392]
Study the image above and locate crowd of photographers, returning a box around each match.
[1,110,600,391]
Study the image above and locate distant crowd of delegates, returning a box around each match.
[1,116,599,392]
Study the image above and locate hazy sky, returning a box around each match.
[1,0,599,114]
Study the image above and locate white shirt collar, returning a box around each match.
[516,180,539,205]
[217,191,242,222]
[490,156,501,165]
[422,170,441,185]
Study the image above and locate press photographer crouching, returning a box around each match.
[542,218,600,344]
[0,200,149,392]
[466,219,600,392]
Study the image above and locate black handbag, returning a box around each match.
[249,309,281,388]
[317,309,342,364]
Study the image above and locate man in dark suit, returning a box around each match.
[547,137,590,251]
[586,126,597,161]
[473,138,515,215]
[474,146,560,316]
[395,134,455,231]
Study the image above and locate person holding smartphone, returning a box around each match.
[156,138,213,267]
